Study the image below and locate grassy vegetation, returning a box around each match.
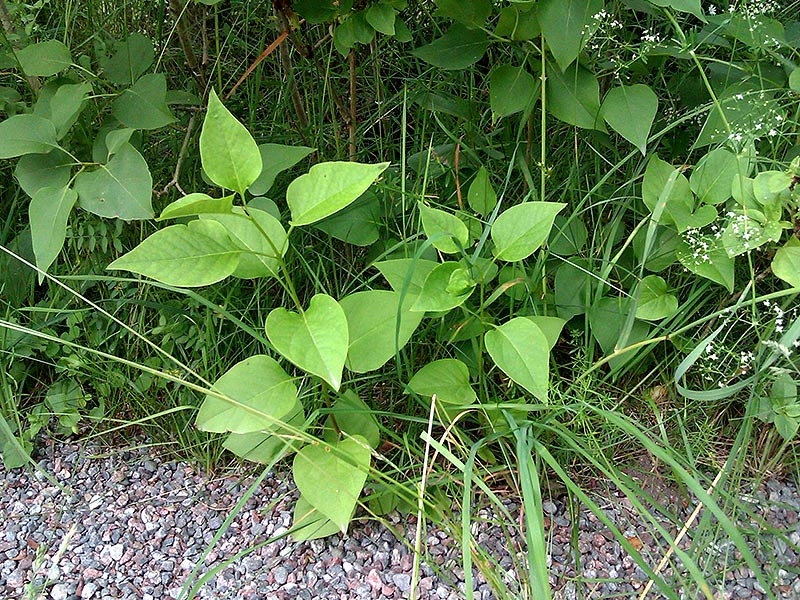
[1,0,799,598]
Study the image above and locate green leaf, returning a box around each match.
[366,3,396,35]
[222,399,305,463]
[642,155,713,232]
[292,436,371,533]
[411,24,489,70]
[407,359,476,405]
[14,149,71,197]
[411,262,476,312]
[287,161,389,226]
[720,215,781,257]
[696,83,780,147]
[546,62,605,130]
[158,193,234,221]
[313,191,381,246]
[74,143,153,220]
[554,259,593,320]
[524,316,565,350]
[341,290,423,373]
[495,5,540,41]
[15,40,72,76]
[601,84,658,155]
[468,167,497,216]
[195,355,298,433]
[548,215,588,256]
[772,237,800,288]
[0,114,59,158]
[588,297,651,372]
[199,88,262,195]
[434,0,492,28]
[635,275,678,321]
[676,239,735,292]
[291,494,342,541]
[202,208,288,279]
[333,12,375,56]
[374,258,439,298]
[112,73,176,130]
[491,202,566,262]
[107,220,241,286]
[790,68,800,93]
[104,32,154,86]
[324,390,380,449]
[690,148,739,205]
[293,0,339,24]
[538,0,603,71]
[485,318,550,402]
[105,128,135,157]
[490,64,538,118]
[47,82,92,139]
[647,0,704,19]
[419,203,469,254]
[265,294,348,390]
[249,143,315,196]
[29,185,77,278]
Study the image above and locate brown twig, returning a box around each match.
[225,29,289,101]
[168,0,206,92]
[157,112,197,197]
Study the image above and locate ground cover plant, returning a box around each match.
[1,0,799,597]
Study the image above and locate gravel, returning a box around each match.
[1,438,798,599]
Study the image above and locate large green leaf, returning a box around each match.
[324,390,380,449]
[313,191,381,246]
[696,83,779,147]
[291,494,343,541]
[468,167,497,216]
[411,24,489,70]
[222,399,305,464]
[485,318,550,402]
[642,155,715,232]
[112,73,176,130]
[489,64,538,118]
[287,161,389,226]
[14,149,71,197]
[524,316,566,350]
[434,0,492,28]
[407,359,476,406]
[689,148,739,205]
[265,294,348,390]
[365,3,396,35]
[29,185,77,278]
[195,355,298,433]
[107,220,241,286]
[292,436,371,533]
[199,88,262,195]
[772,237,800,289]
[538,0,603,71]
[546,62,605,130]
[601,84,658,155]
[374,258,439,298]
[554,259,594,320]
[491,202,566,261]
[419,202,469,254]
[249,143,315,196]
[158,193,234,221]
[0,115,59,158]
[46,82,92,139]
[411,262,476,312]
[15,40,72,76]
[647,0,704,19]
[74,143,153,219]
[676,239,735,292]
[589,297,651,372]
[340,290,423,373]
[202,208,288,279]
[635,275,678,321]
[104,32,154,86]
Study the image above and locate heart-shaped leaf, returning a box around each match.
[491,202,566,261]
[286,161,389,226]
[291,494,343,541]
[196,355,298,433]
[323,390,380,449]
[15,40,72,76]
[29,185,77,279]
[418,202,469,254]
[292,436,371,533]
[601,84,658,156]
[265,294,348,390]
[199,88,262,195]
[112,73,176,130]
[485,317,550,402]
[538,0,603,71]
[411,262,475,312]
[107,220,241,286]
[407,359,476,406]
[14,149,72,197]
[635,275,678,321]
[0,115,59,158]
[411,24,489,70]
[74,143,153,220]
[772,237,800,289]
